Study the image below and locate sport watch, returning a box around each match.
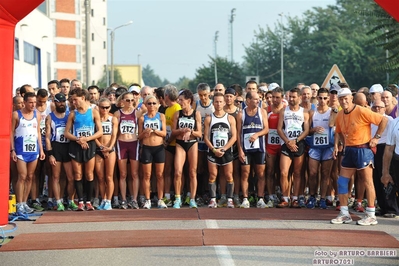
[375,134,381,139]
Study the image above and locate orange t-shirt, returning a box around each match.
[335,105,383,146]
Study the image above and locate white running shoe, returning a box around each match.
[208,199,217,208]
[357,214,378,226]
[240,198,250,208]
[143,200,151,209]
[331,212,353,224]
[257,198,267,208]
[227,198,234,208]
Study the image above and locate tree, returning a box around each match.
[142,64,170,87]
[96,67,125,89]
[174,76,191,90]
[189,56,245,90]
[243,0,387,90]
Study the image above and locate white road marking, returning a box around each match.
[205,220,235,266]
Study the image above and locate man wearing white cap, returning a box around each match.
[369,84,383,105]
[331,87,388,226]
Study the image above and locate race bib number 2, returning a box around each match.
[244,133,260,150]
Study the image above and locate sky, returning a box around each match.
[108,0,336,83]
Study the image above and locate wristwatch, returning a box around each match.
[375,134,381,139]
[332,108,338,113]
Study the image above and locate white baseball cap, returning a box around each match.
[338,88,352,97]
[268,83,280,91]
[369,84,383,94]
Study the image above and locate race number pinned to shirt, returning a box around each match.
[23,137,37,152]
[56,127,68,143]
[267,129,280,145]
[244,133,260,150]
[102,121,112,134]
[313,132,329,146]
[213,131,228,148]
[120,120,135,134]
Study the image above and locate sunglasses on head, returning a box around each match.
[146,102,157,106]
[100,106,110,110]
[318,96,328,100]
[125,99,134,102]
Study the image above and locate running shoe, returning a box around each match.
[355,202,365,212]
[208,199,217,208]
[163,197,173,207]
[23,203,34,214]
[248,195,256,207]
[383,213,397,218]
[217,196,227,208]
[120,200,128,210]
[291,200,300,208]
[348,197,355,208]
[56,202,65,211]
[86,202,95,211]
[143,200,151,209]
[330,212,352,224]
[189,199,198,208]
[184,196,191,206]
[112,199,120,208]
[97,200,105,210]
[319,199,327,209]
[227,198,234,208]
[103,201,112,210]
[157,199,168,209]
[196,197,204,207]
[357,214,378,226]
[32,201,44,211]
[266,199,274,208]
[326,199,333,206]
[77,202,85,211]
[298,196,306,208]
[16,203,25,215]
[277,199,289,208]
[256,198,267,208]
[233,196,241,208]
[68,201,78,211]
[131,200,139,209]
[173,198,181,209]
[240,198,250,208]
[47,200,55,210]
[306,196,316,209]
[92,198,100,209]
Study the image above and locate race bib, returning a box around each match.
[178,117,195,129]
[40,120,46,136]
[102,121,112,134]
[23,137,37,153]
[244,133,260,150]
[286,124,302,139]
[144,120,160,130]
[212,131,228,148]
[267,129,280,145]
[313,132,329,146]
[56,127,68,143]
[76,129,92,137]
[120,121,135,134]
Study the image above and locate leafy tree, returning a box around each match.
[243,0,387,90]
[142,64,170,87]
[174,76,192,90]
[96,68,125,89]
[190,56,245,90]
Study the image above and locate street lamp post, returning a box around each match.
[279,13,284,88]
[137,54,141,85]
[214,31,219,85]
[110,20,133,84]
[229,8,236,62]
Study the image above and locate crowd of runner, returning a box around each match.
[10,79,399,226]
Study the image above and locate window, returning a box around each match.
[76,21,81,39]
[47,52,52,81]
[75,0,80,15]
[77,69,81,80]
[14,38,19,60]
[103,41,106,49]
[91,9,94,17]
[38,2,47,15]
[92,33,94,41]
[24,41,37,65]
[76,45,81,63]
[103,17,106,26]
[92,57,95,65]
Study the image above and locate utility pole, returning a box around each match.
[279,13,284,88]
[229,8,236,62]
[214,31,219,84]
[85,0,91,86]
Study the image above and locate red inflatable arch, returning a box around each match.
[0,0,44,226]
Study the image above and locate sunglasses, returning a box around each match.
[235,100,243,104]
[318,96,328,100]
[125,99,134,102]
[146,102,157,106]
[100,106,110,110]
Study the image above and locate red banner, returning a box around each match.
[375,0,399,22]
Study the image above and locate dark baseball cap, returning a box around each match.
[225,87,236,95]
[54,93,66,102]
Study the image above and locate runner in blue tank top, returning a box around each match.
[64,88,103,211]
[236,91,269,208]
[11,92,45,214]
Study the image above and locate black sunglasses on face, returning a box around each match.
[147,102,157,106]
[100,106,110,110]
[235,100,243,104]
